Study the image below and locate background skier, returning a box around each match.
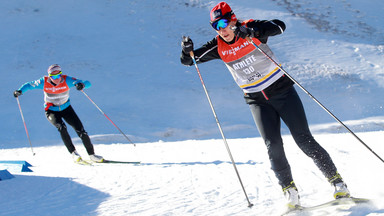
[13,64,104,163]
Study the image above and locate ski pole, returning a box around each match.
[189,51,253,208]
[246,37,384,164]
[81,90,136,147]
[16,97,35,156]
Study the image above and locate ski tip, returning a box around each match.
[74,160,92,166]
[336,196,370,202]
[349,197,371,203]
[104,160,141,164]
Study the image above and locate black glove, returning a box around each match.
[13,90,22,98]
[181,36,194,54]
[75,82,85,91]
[233,26,259,39]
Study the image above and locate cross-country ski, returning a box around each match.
[86,159,141,165]
[281,197,372,215]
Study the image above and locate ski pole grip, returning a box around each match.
[189,51,194,58]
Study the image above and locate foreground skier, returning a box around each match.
[14,64,104,163]
[180,1,350,208]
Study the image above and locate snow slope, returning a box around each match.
[0,0,384,215]
[0,132,383,216]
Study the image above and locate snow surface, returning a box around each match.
[1,132,384,216]
[0,0,383,215]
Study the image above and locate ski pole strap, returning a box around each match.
[45,103,54,111]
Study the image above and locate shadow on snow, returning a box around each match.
[0,175,109,216]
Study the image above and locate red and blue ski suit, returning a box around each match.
[17,75,95,155]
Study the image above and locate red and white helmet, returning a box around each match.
[210,2,237,24]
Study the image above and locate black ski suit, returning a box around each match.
[46,105,95,155]
[180,19,339,188]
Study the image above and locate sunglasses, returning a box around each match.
[49,71,62,80]
[211,19,230,30]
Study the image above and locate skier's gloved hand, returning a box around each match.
[75,82,85,91]
[233,26,259,39]
[181,36,194,54]
[13,90,22,98]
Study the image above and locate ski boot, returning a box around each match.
[89,154,104,163]
[283,181,301,209]
[329,172,350,199]
[72,150,82,162]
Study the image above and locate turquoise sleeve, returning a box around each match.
[18,77,45,93]
[66,76,91,89]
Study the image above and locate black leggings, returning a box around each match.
[45,105,94,155]
[248,87,337,188]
